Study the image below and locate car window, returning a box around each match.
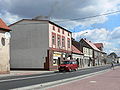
[61,61,70,64]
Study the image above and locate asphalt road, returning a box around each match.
[0,65,118,90]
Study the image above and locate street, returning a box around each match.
[0,65,113,90]
[47,66,120,90]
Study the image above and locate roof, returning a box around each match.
[94,43,103,48]
[72,45,83,54]
[82,38,100,51]
[72,38,80,50]
[9,19,71,33]
[0,18,10,31]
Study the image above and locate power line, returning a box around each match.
[54,10,120,22]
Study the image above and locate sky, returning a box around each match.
[0,0,120,55]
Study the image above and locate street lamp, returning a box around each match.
[78,31,88,40]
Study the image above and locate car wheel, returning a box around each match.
[74,68,78,71]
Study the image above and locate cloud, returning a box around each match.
[73,26,120,55]
[73,28,109,41]
[0,0,120,27]
[0,11,21,25]
[110,27,120,39]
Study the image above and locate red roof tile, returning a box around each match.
[83,38,100,51]
[94,43,103,48]
[72,45,83,54]
[0,19,10,31]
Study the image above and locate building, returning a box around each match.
[9,19,72,71]
[72,45,84,68]
[94,43,103,51]
[0,18,11,74]
[72,39,84,68]
[79,38,106,67]
[94,43,107,65]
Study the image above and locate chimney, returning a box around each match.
[33,16,49,20]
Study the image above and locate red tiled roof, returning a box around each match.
[72,45,83,54]
[0,18,10,30]
[83,38,100,51]
[94,43,103,48]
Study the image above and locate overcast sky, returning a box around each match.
[0,0,120,55]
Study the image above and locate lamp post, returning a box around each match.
[79,31,88,39]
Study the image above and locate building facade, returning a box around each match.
[0,19,11,74]
[71,45,84,68]
[79,38,106,67]
[10,19,72,71]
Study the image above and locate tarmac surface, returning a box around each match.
[47,66,120,90]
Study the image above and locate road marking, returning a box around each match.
[0,70,83,83]
[0,73,63,83]
[0,68,105,83]
[89,80,97,83]
[12,69,109,90]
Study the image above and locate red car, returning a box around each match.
[58,60,78,72]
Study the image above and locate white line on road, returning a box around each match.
[0,69,87,83]
[0,72,63,83]
[11,69,109,90]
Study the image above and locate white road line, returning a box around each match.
[12,69,109,90]
[0,68,106,83]
[0,73,62,83]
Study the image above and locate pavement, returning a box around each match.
[0,64,112,78]
[47,66,120,90]
[0,70,54,78]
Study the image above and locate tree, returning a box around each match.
[108,52,117,58]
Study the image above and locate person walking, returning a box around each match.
[111,62,114,70]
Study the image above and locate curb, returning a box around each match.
[11,69,109,90]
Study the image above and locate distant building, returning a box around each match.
[94,43,103,51]
[72,39,84,68]
[79,38,106,67]
[9,19,72,71]
[0,18,11,74]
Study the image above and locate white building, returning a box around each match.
[10,19,72,70]
[0,18,11,74]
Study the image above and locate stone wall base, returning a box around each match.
[0,71,10,74]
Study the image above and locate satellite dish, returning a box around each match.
[5,32,11,39]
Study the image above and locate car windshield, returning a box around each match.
[61,61,71,64]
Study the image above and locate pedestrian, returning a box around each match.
[111,62,114,70]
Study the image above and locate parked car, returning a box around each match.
[58,60,79,72]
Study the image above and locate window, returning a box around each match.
[57,35,61,48]
[62,37,65,47]
[53,59,58,66]
[52,33,56,45]
[68,32,70,36]
[53,26,55,30]
[62,30,64,34]
[1,37,5,46]
[58,28,60,32]
[67,38,70,48]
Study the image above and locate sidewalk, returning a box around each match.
[47,66,120,90]
[0,64,111,78]
[0,70,54,78]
